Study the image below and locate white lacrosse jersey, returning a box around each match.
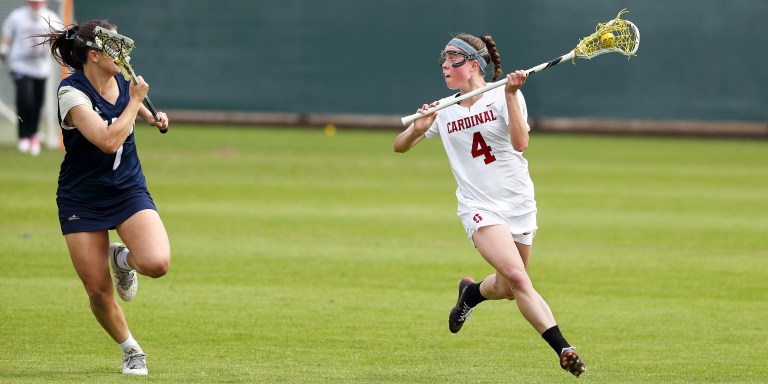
[1,5,61,78]
[425,86,536,216]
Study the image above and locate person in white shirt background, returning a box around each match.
[0,0,61,155]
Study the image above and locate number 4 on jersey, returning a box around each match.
[471,131,496,164]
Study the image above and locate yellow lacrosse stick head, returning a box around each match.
[93,26,137,81]
[574,9,640,60]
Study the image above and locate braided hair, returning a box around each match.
[454,33,503,81]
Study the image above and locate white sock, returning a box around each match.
[115,248,132,272]
[118,334,143,354]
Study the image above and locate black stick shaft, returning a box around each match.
[128,65,167,134]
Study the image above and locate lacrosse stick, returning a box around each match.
[93,26,167,133]
[401,9,640,126]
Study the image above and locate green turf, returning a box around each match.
[1,125,766,383]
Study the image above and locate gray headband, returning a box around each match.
[74,34,102,51]
[448,37,488,71]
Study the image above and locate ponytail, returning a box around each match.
[34,20,116,70]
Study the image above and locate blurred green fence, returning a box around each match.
[74,0,767,123]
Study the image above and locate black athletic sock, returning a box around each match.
[541,325,571,355]
[463,281,487,308]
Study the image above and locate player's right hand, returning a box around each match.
[412,101,439,134]
[129,75,150,102]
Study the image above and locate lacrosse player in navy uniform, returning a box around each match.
[393,33,586,377]
[37,20,169,375]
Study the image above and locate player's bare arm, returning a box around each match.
[394,102,439,153]
[67,85,144,154]
[504,70,529,152]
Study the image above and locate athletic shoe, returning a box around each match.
[121,352,148,375]
[17,138,30,154]
[560,347,586,377]
[448,277,475,333]
[29,137,40,156]
[109,242,137,301]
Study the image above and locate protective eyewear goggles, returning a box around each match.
[438,50,471,68]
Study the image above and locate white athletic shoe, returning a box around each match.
[121,352,148,375]
[17,138,30,153]
[29,137,40,156]
[109,242,137,301]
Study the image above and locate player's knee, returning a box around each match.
[498,268,532,292]
[144,258,169,278]
[85,284,114,307]
[136,252,170,278]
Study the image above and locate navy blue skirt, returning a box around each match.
[58,189,157,235]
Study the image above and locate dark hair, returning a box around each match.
[34,20,116,70]
[454,33,502,81]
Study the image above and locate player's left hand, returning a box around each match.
[504,70,527,95]
[151,111,169,132]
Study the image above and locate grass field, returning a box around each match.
[1,125,766,383]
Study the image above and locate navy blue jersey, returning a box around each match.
[56,70,148,207]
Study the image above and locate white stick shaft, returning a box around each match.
[399,79,506,126]
[400,51,576,126]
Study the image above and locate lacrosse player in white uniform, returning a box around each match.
[393,33,586,377]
